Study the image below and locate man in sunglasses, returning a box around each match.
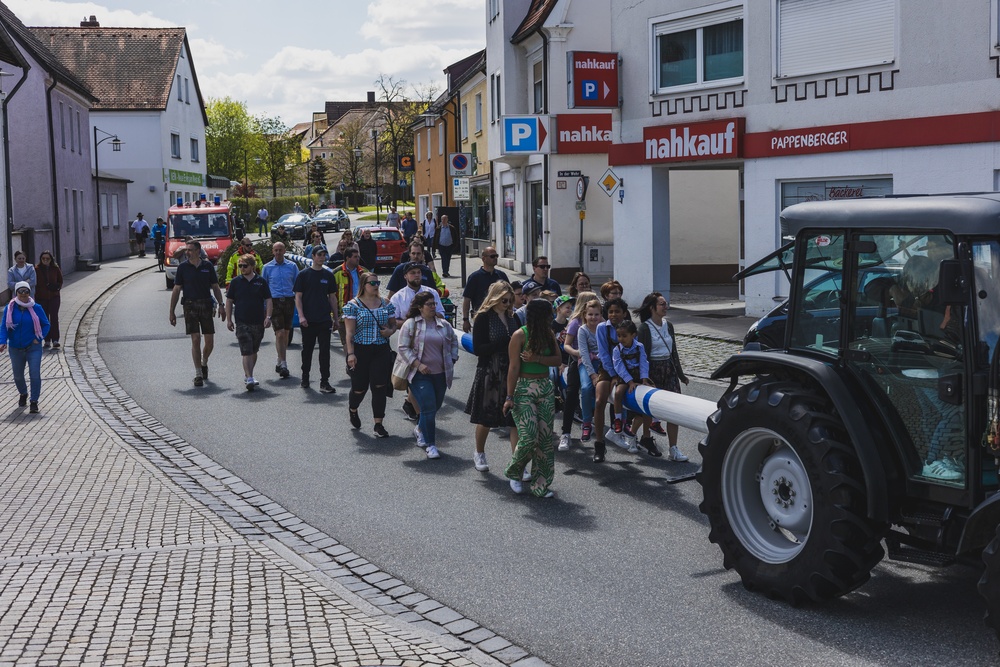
[522,255,561,298]
[461,246,509,333]
[294,245,339,393]
[169,240,226,387]
[226,254,272,390]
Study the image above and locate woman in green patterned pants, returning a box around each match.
[503,300,563,497]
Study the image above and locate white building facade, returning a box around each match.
[608,0,1000,315]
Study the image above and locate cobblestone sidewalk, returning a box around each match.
[0,260,539,667]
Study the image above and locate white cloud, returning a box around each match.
[188,37,242,69]
[361,0,484,47]
[3,0,175,27]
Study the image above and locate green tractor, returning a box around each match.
[697,193,1000,636]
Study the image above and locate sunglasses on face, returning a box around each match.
[16,288,29,295]
[238,263,251,268]
[485,254,499,259]
[536,265,551,269]
[367,280,381,287]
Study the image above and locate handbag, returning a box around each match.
[391,319,415,390]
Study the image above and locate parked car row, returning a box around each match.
[275,208,351,239]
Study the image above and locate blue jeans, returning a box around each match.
[411,371,446,446]
[9,341,42,401]
[578,363,596,423]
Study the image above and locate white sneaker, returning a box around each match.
[522,468,533,482]
[558,433,571,451]
[607,428,628,450]
[625,435,639,454]
[509,479,524,494]
[426,445,441,459]
[413,426,427,448]
[669,445,689,462]
[473,452,489,471]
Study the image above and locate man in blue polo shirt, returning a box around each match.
[262,241,299,378]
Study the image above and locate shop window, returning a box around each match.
[776,0,894,79]
[653,4,743,93]
[780,178,893,210]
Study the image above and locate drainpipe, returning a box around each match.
[2,64,28,276]
[44,78,62,264]
[541,31,550,261]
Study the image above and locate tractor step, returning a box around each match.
[885,537,955,567]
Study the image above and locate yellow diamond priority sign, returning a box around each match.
[599,168,621,197]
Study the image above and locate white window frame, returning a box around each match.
[416,132,421,162]
[170,133,181,159]
[649,1,745,96]
[531,59,544,113]
[426,128,431,160]
[190,137,199,162]
[991,0,1000,51]
[489,0,499,22]
[438,123,445,156]
[461,103,469,140]
[773,0,896,80]
[475,93,483,133]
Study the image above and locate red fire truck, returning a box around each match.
[163,197,235,289]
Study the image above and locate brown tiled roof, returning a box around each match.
[445,50,486,92]
[325,101,373,125]
[28,25,205,123]
[511,0,559,44]
[0,2,93,100]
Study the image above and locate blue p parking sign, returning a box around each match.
[502,116,550,154]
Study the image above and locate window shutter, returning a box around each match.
[777,0,894,78]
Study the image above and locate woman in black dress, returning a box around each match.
[466,281,518,472]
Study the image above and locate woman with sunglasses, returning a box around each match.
[224,237,263,284]
[34,251,63,349]
[0,281,50,413]
[465,281,519,473]
[343,271,397,438]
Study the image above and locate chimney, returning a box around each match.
[80,15,100,27]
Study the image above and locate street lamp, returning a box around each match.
[353,146,362,211]
[371,128,380,224]
[242,148,250,228]
[93,126,123,263]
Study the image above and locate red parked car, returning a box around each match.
[357,226,408,269]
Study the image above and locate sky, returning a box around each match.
[6,0,486,124]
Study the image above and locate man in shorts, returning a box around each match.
[226,253,273,390]
[168,241,226,386]
[261,241,298,378]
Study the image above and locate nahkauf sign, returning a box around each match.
[643,118,744,163]
[568,51,620,109]
[555,113,612,154]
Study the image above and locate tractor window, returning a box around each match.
[788,232,845,354]
[846,233,966,487]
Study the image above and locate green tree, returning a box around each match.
[205,97,255,181]
[253,114,300,198]
[329,117,369,211]
[309,158,330,193]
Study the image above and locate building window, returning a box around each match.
[111,193,119,228]
[475,94,483,133]
[69,106,75,153]
[59,102,65,148]
[171,133,181,159]
[76,111,82,155]
[491,72,502,123]
[438,122,445,155]
[416,133,421,162]
[101,192,109,229]
[426,128,431,160]
[177,75,183,101]
[776,0,894,79]
[489,0,499,22]
[190,138,199,162]
[461,103,469,140]
[532,61,544,113]
[652,4,743,93]
[185,78,190,104]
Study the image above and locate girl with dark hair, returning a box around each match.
[343,271,397,438]
[568,272,592,298]
[393,290,459,459]
[634,292,689,461]
[503,299,562,497]
[34,251,63,349]
[559,291,600,449]
[591,297,628,462]
[466,281,519,472]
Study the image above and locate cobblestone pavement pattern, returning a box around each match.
[0,259,529,667]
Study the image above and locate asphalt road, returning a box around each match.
[99,268,999,667]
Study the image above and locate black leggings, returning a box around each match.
[349,343,392,418]
[562,358,581,434]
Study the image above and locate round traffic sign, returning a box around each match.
[451,154,469,171]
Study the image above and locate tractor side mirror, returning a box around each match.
[938,259,970,306]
